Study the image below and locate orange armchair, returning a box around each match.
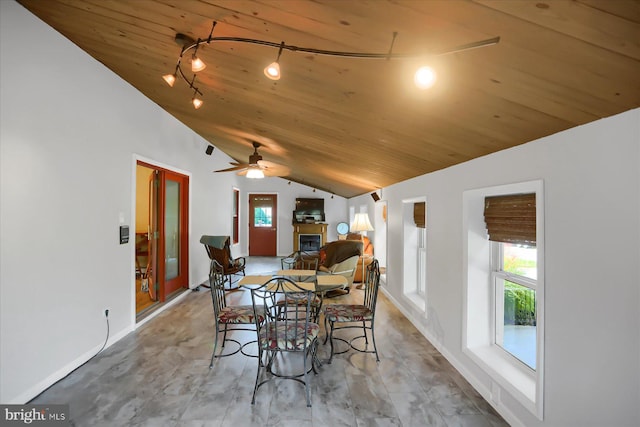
[346,233,374,283]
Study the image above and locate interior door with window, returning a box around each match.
[160,170,189,298]
[249,194,277,256]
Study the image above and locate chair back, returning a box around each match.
[209,259,227,318]
[201,235,243,274]
[250,277,315,351]
[363,259,381,314]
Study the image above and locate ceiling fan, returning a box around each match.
[214,141,290,178]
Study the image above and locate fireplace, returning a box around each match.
[293,223,326,252]
[299,234,322,252]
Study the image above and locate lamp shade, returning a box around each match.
[351,213,374,232]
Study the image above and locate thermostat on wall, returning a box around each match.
[120,225,129,244]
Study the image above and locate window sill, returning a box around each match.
[404,291,426,313]
[464,344,541,419]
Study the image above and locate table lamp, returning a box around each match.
[350,213,374,289]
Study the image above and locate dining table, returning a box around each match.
[238,270,348,322]
[238,269,348,293]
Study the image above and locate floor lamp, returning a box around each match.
[350,213,374,290]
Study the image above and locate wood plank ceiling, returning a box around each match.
[17,0,640,198]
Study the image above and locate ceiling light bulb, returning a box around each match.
[264,62,281,80]
[162,73,176,87]
[192,56,206,72]
[192,97,203,109]
[414,66,437,89]
[246,168,265,179]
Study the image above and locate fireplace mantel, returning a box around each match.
[293,223,327,252]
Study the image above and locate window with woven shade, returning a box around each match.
[413,202,426,228]
[484,193,535,246]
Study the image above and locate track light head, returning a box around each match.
[264,41,284,80]
[191,56,206,72]
[414,66,437,89]
[162,73,176,87]
[264,62,280,80]
[205,145,214,155]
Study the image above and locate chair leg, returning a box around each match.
[303,346,311,407]
[221,324,229,348]
[328,321,336,364]
[362,321,369,344]
[209,324,220,368]
[323,316,330,344]
[370,321,380,362]
[251,349,263,404]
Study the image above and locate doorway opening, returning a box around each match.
[135,161,190,320]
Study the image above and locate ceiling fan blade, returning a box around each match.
[258,160,291,176]
[214,163,249,173]
[434,36,500,57]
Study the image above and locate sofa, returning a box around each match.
[345,233,374,283]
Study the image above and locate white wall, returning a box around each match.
[0,1,330,403]
[350,109,640,426]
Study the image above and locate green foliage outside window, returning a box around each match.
[504,281,536,326]
[503,254,536,326]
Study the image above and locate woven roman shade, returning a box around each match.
[484,193,536,246]
[414,202,426,228]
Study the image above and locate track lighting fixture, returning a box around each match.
[163,21,499,109]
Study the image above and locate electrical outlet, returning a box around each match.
[104,308,110,318]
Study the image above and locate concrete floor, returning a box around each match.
[31,257,509,426]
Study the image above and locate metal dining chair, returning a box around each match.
[250,277,320,407]
[208,260,264,368]
[323,258,381,363]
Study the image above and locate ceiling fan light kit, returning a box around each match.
[214,141,290,179]
[246,168,265,179]
[162,21,500,109]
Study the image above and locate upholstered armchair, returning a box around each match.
[346,233,374,283]
[317,240,361,289]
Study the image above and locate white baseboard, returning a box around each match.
[380,288,524,427]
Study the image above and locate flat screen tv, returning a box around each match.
[295,198,324,215]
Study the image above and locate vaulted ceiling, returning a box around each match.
[18,0,640,197]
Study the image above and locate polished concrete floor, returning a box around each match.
[31,257,509,426]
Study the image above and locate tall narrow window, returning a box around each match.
[232,189,239,244]
[414,202,426,295]
[402,198,427,311]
